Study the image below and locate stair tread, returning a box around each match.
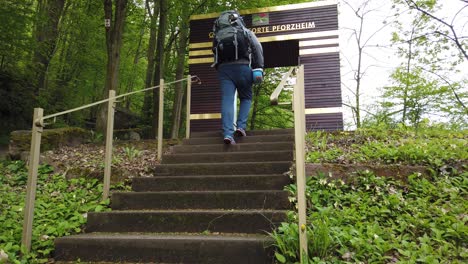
[113,190,287,194]
[165,150,292,156]
[155,161,292,166]
[133,174,286,179]
[57,232,273,241]
[191,129,294,138]
[175,141,293,145]
[91,209,288,213]
[173,142,294,147]
[187,134,293,138]
[182,135,294,145]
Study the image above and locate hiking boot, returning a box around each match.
[234,128,246,137]
[223,136,236,145]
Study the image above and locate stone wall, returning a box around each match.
[9,127,91,159]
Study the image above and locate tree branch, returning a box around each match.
[417,66,467,111]
[404,0,468,60]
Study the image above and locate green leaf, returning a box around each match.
[275,252,286,263]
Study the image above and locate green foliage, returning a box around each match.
[0,1,34,71]
[386,0,468,128]
[306,127,467,168]
[0,0,316,136]
[275,170,468,263]
[383,67,457,128]
[274,127,468,263]
[122,146,142,161]
[0,71,35,134]
[248,67,294,130]
[89,131,104,143]
[0,161,109,263]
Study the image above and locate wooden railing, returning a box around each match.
[270,67,295,106]
[271,65,308,262]
[21,75,200,252]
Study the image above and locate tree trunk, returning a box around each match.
[151,0,168,137]
[354,11,364,129]
[125,13,147,110]
[170,7,189,139]
[142,0,160,123]
[96,0,128,135]
[402,27,415,124]
[249,84,262,130]
[31,0,66,95]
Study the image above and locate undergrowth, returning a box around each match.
[0,161,110,263]
[306,128,467,167]
[273,127,467,263]
[273,171,467,263]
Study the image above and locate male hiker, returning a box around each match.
[212,10,264,144]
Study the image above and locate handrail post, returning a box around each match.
[293,65,308,262]
[103,90,116,201]
[186,75,191,139]
[22,108,44,253]
[157,79,164,160]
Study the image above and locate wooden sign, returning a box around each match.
[189,0,343,132]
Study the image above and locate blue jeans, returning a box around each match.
[217,64,253,138]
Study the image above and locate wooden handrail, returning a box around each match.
[269,64,308,260]
[22,74,199,254]
[270,67,295,105]
[37,76,199,125]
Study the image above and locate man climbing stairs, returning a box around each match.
[54,129,294,263]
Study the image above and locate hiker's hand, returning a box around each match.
[252,69,263,84]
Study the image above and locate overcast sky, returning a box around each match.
[337,0,468,128]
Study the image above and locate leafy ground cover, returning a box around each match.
[0,161,114,263]
[0,139,177,263]
[273,128,467,263]
[305,128,467,168]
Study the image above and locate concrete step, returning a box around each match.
[111,190,290,210]
[86,210,286,234]
[153,161,292,176]
[171,141,294,154]
[54,233,275,263]
[162,150,293,164]
[182,134,294,145]
[191,128,294,138]
[132,174,291,191]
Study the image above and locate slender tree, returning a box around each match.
[170,1,190,138]
[96,0,128,134]
[31,0,66,94]
[342,0,394,128]
[395,0,468,61]
[395,0,467,109]
[151,0,168,137]
[142,0,160,123]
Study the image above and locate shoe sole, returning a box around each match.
[223,138,234,144]
[234,130,246,137]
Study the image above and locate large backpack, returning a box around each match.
[213,10,251,65]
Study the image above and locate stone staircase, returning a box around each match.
[54,129,294,263]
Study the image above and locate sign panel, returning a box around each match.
[189,0,343,132]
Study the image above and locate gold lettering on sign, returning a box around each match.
[208,21,316,38]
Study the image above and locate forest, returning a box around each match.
[0,0,467,263]
[0,0,466,142]
[0,0,310,144]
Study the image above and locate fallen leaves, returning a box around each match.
[42,140,173,181]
